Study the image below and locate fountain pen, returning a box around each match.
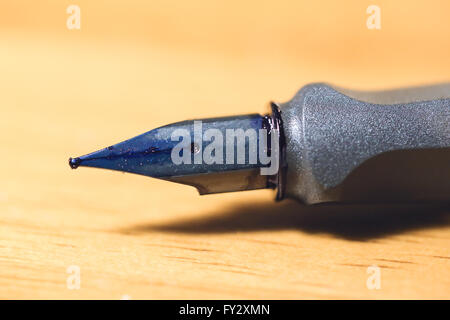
[69,83,450,204]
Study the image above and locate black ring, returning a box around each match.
[268,102,287,201]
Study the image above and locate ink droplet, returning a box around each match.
[69,157,81,169]
[191,142,200,154]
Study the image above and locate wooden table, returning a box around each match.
[1,0,449,299]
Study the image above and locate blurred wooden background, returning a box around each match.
[0,0,449,299]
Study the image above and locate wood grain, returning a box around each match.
[1,0,449,299]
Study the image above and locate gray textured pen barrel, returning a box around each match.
[280,83,450,204]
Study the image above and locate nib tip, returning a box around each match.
[69,157,81,169]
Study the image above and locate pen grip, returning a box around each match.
[280,83,450,204]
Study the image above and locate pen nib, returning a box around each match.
[69,114,271,195]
